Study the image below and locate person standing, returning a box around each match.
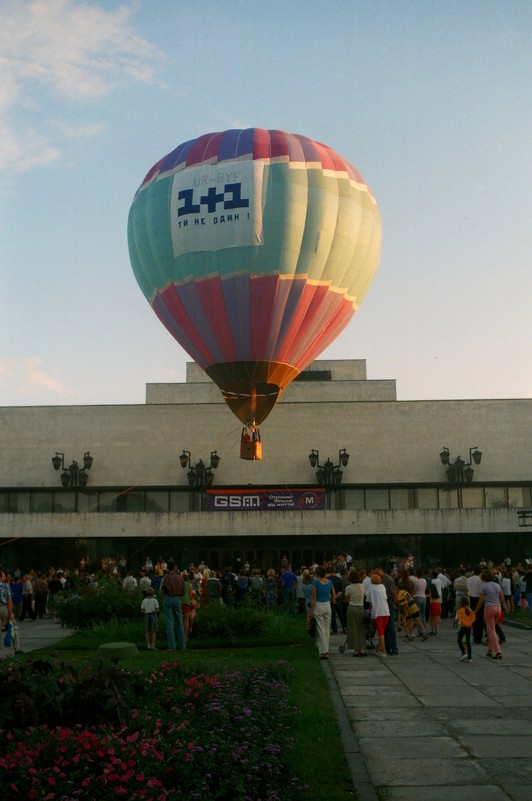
[280,565,298,617]
[10,575,24,620]
[474,570,504,660]
[32,573,48,619]
[436,567,452,618]
[0,569,23,655]
[368,574,390,657]
[122,570,138,592]
[397,574,428,641]
[326,565,345,633]
[141,586,160,650]
[308,566,335,660]
[138,569,152,597]
[204,570,222,605]
[373,566,399,655]
[300,570,314,614]
[160,561,186,651]
[221,566,237,606]
[428,584,441,635]
[20,574,36,621]
[181,571,193,642]
[344,569,367,656]
[524,564,532,618]
[412,569,427,630]
[456,596,476,663]
[467,566,484,645]
[453,568,469,619]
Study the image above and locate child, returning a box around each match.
[456,596,476,662]
[141,586,160,650]
[429,584,441,635]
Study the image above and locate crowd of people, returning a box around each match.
[1,554,531,659]
[306,556,532,662]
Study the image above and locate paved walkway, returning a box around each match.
[325,619,532,801]
[0,617,74,660]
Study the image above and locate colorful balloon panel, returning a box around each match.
[128,128,381,425]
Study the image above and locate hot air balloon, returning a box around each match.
[128,128,381,459]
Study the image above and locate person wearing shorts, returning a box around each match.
[141,586,160,650]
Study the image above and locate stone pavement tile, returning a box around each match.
[450,719,531,736]
[471,678,532,691]
[354,719,446,738]
[364,756,490,786]
[512,668,532,679]
[341,685,404,696]
[333,672,401,685]
[348,707,430,722]
[430,707,530,721]
[503,787,532,801]
[359,735,465,760]
[457,736,532,758]
[342,694,420,709]
[377,786,513,801]
[480,758,532,786]
[417,693,499,707]
[493,694,532,706]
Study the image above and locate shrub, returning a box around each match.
[57,576,142,629]
[193,602,270,644]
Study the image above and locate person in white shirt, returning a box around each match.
[141,587,160,650]
[122,571,138,592]
[467,566,484,644]
[436,568,452,618]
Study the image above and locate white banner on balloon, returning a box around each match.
[170,160,264,257]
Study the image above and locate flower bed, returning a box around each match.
[0,658,303,801]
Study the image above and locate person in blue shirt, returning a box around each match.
[0,569,23,655]
[308,566,336,659]
[280,566,298,617]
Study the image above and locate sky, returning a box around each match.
[0,0,530,408]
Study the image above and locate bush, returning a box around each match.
[193,602,270,644]
[57,576,142,629]
[0,656,146,730]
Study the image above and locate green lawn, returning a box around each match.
[506,609,532,628]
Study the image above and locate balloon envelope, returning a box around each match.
[128,128,381,425]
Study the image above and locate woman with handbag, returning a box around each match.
[308,566,336,660]
[397,574,429,641]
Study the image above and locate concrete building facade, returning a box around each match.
[0,360,530,572]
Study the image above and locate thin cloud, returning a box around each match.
[0,0,163,173]
[0,358,69,401]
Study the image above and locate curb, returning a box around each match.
[322,661,378,801]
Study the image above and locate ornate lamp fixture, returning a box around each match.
[51,451,94,488]
[308,448,350,489]
[179,450,221,490]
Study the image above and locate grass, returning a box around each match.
[29,614,358,801]
[505,609,532,628]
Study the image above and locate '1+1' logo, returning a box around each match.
[177,183,249,217]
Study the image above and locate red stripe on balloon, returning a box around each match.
[274,282,327,363]
[155,286,214,367]
[295,296,354,369]
[249,274,282,359]
[194,277,239,362]
[252,128,273,160]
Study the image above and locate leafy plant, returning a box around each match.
[193,602,270,644]
[56,576,143,629]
